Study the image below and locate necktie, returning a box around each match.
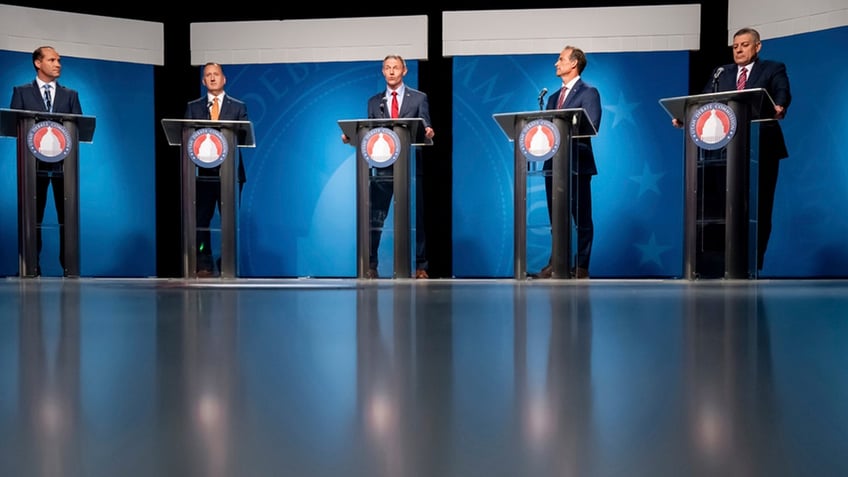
[556,86,567,109]
[210,97,220,120]
[43,84,52,111]
[391,91,399,119]
[736,67,747,90]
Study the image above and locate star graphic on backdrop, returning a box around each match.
[629,162,666,197]
[603,91,639,128]
[634,233,672,267]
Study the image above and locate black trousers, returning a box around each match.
[369,165,427,271]
[543,160,594,270]
[35,165,65,271]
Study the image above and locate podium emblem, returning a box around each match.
[361,127,401,168]
[26,121,72,163]
[518,119,561,162]
[187,128,229,168]
[689,102,738,150]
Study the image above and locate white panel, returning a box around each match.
[728,0,848,42]
[442,5,701,56]
[190,16,428,65]
[0,4,163,65]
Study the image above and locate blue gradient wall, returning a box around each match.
[0,51,156,277]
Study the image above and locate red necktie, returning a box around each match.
[556,86,567,109]
[391,91,399,118]
[736,67,747,90]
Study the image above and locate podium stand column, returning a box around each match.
[392,125,412,279]
[62,119,81,278]
[512,117,528,280]
[550,116,574,279]
[725,100,752,279]
[218,128,239,279]
[180,127,198,278]
[16,117,39,278]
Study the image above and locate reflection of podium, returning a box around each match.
[0,108,96,278]
[338,118,429,279]
[161,119,255,278]
[494,108,597,279]
[660,88,776,279]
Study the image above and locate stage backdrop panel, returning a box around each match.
[452,51,688,278]
[215,60,419,278]
[760,26,848,277]
[0,50,156,277]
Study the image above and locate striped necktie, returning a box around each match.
[736,67,747,90]
[43,84,52,111]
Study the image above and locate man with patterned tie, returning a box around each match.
[340,54,435,279]
[533,45,602,279]
[184,62,250,277]
[702,27,791,271]
[9,46,83,276]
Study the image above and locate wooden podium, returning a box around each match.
[161,119,255,278]
[660,88,777,279]
[493,108,597,279]
[338,118,430,279]
[0,108,96,278]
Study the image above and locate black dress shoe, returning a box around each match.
[572,267,590,279]
[532,264,553,279]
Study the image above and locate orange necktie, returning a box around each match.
[210,97,220,120]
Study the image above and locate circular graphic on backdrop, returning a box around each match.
[518,119,561,162]
[688,102,737,150]
[360,127,401,168]
[27,121,72,163]
[187,128,228,168]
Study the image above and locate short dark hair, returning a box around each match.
[32,45,54,71]
[733,27,761,43]
[564,46,588,74]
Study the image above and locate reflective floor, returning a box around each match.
[1,277,846,477]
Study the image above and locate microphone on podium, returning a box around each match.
[537,87,548,110]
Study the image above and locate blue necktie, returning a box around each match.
[43,85,52,111]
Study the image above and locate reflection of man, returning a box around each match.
[184,62,249,278]
[9,46,83,276]
[674,27,791,271]
[341,55,435,279]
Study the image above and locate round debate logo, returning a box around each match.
[360,127,401,168]
[26,121,73,163]
[518,119,561,162]
[188,128,228,168]
[688,102,738,150]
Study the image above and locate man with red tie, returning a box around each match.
[533,45,602,279]
[341,55,435,279]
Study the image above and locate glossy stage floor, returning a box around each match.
[1,277,846,477]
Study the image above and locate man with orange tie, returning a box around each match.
[184,62,249,277]
[341,55,435,279]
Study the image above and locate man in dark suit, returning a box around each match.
[706,27,791,271]
[673,27,792,272]
[341,54,435,279]
[534,45,602,279]
[184,62,249,277]
[9,46,83,276]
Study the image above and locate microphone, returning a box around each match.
[537,87,548,110]
[712,67,724,92]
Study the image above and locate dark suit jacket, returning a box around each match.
[703,59,791,162]
[366,85,432,173]
[546,78,602,175]
[10,79,82,115]
[184,94,249,183]
[10,80,83,171]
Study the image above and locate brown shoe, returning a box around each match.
[415,269,429,279]
[572,267,590,279]
[535,264,553,279]
[364,268,379,279]
[196,269,215,278]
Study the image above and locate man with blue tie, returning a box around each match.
[534,45,602,279]
[9,46,83,276]
[184,62,250,277]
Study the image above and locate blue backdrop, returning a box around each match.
[0,50,156,277]
[453,27,848,278]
